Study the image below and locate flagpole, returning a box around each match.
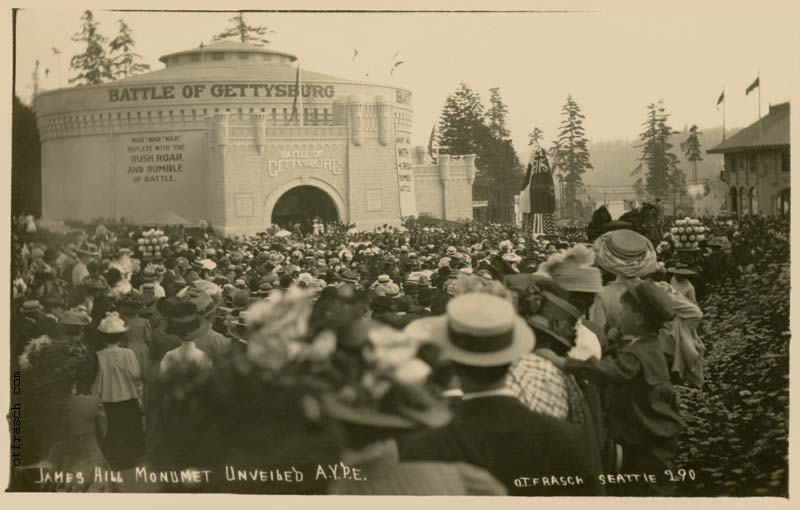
[757,71,762,138]
[722,85,726,141]
[298,63,304,127]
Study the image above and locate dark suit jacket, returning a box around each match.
[399,395,603,496]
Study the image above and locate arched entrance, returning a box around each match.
[748,187,758,215]
[779,188,790,216]
[270,185,339,232]
[729,187,738,216]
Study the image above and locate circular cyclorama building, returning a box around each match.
[34,41,476,234]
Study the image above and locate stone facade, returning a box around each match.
[412,153,476,221]
[33,41,477,234]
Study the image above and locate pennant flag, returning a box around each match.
[630,163,642,177]
[51,47,61,55]
[746,76,760,95]
[390,61,405,75]
[288,65,300,124]
[716,90,725,109]
[427,125,438,163]
[352,49,359,61]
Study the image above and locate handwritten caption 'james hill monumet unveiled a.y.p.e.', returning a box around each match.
[127,134,185,184]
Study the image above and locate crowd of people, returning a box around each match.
[8,210,790,495]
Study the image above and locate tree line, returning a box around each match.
[68,11,272,85]
[436,84,704,220]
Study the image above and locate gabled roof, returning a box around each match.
[708,102,790,154]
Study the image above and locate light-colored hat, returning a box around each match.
[198,259,217,271]
[446,246,457,255]
[61,308,92,327]
[384,282,401,298]
[502,252,522,264]
[429,293,535,367]
[20,300,43,314]
[537,244,603,294]
[377,274,391,284]
[98,312,129,334]
[593,229,657,278]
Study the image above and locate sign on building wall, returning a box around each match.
[264,149,343,178]
[126,134,185,184]
[107,83,336,102]
[397,148,417,217]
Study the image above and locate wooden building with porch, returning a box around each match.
[708,102,790,216]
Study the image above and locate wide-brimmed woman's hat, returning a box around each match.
[119,290,145,312]
[624,280,675,325]
[61,308,92,327]
[97,312,129,334]
[428,293,535,367]
[526,291,582,348]
[593,229,657,278]
[502,252,522,264]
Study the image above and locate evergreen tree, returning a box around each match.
[438,83,487,156]
[553,94,593,218]
[681,124,704,185]
[213,12,274,45]
[486,87,510,140]
[69,10,113,85]
[438,83,520,222]
[109,19,150,79]
[528,127,544,147]
[637,99,683,200]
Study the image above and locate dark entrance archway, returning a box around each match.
[270,185,338,232]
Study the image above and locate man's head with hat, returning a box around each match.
[20,299,43,317]
[232,289,252,310]
[429,293,534,393]
[668,263,696,282]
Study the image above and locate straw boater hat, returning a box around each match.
[502,252,522,264]
[428,293,535,367]
[668,263,696,277]
[20,300,43,314]
[593,229,658,278]
[74,242,101,258]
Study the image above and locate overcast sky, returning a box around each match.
[14,7,798,154]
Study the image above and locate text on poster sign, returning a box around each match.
[126,134,184,184]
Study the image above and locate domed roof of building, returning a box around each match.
[114,40,352,85]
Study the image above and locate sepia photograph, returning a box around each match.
[4,1,796,500]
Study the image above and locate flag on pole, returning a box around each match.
[427,125,438,163]
[630,163,642,177]
[288,65,300,125]
[746,76,760,95]
[51,47,61,55]
[716,90,725,109]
